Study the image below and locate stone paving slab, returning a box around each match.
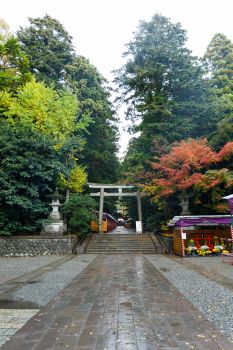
[0,309,38,347]
[0,255,232,349]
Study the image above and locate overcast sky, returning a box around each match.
[2,0,233,157]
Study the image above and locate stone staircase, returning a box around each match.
[85,233,164,254]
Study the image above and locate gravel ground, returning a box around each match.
[146,255,233,343]
[183,256,233,281]
[0,256,63,284]
[11,255,96,307]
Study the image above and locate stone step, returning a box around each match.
[85,244,155,249]
[86,242,154,247]
[87,250,156,252]
[90,238,152,241]
[85,251,157,254]
[87,247,155,250]
[86,242,156,245]
[84,233,164,254]
[85,249,156,254]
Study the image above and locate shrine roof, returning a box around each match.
[167,215,231,227]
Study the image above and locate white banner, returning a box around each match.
[181,232,187,240]
[136,221,142,234]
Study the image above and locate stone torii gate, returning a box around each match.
[88,183,143,234]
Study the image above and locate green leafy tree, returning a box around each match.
[0,73,87,234]
[0,121,68,234]
[0,30,31,92]
[62,194,97,235]
[58,165,87,202]
[17,15,119,184]
[17,15,74,87]
[2,79,79,145]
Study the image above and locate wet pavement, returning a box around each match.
[0,309,38,347]
[1,255,232,350]
[110,226,135,234]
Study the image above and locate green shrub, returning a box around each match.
[62,194,97,236]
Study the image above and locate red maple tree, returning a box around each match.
[144,139,233,199]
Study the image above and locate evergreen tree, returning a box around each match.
[116,14,209,146]
[65,56,119,183]
[0,32,31,92]
[204,34,233,148]
[117,14,215,229]
[17,15,74,87]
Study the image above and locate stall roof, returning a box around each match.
[167,215,231,227]
[102,213,118,223]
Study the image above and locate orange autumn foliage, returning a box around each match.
[148,138,233,198]
[218,142,233,159]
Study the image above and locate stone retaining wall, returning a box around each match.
[0,236,78,257]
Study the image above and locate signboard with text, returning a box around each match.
[136,221,142,234]
[181,232,187,240]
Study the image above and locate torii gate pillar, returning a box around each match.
[137,190,142,223]
[98,188,104,234]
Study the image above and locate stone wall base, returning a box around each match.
[0,236,78,257]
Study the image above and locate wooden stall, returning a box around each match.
[91,212,117,233]
[91,220,107,233]
[168,215,232,256]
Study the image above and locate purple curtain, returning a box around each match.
[227,198,233,215]
[175,217,231,227]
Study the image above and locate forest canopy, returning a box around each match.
[117,14,233,231]
[0,16,119,234]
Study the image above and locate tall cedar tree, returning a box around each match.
[204,34,233,148]
[65,56,119,183]
[17,15,74,88]
[116,14,209,149]
[118,15,229,229]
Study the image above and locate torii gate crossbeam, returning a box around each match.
[88,183,142,234]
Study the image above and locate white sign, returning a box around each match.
[181,232,187,240]
[136,221,142,234]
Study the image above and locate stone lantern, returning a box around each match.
[179,195,190,215]
[41,189,67,236]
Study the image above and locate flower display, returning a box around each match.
[197,244,212,256]
[186,239,198,255]
[213,245,224,253]
[185,236,231,257]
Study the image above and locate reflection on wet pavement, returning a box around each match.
[1,255,232,349]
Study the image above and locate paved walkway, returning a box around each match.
[110,226,135,234]
[1,255,232,350]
